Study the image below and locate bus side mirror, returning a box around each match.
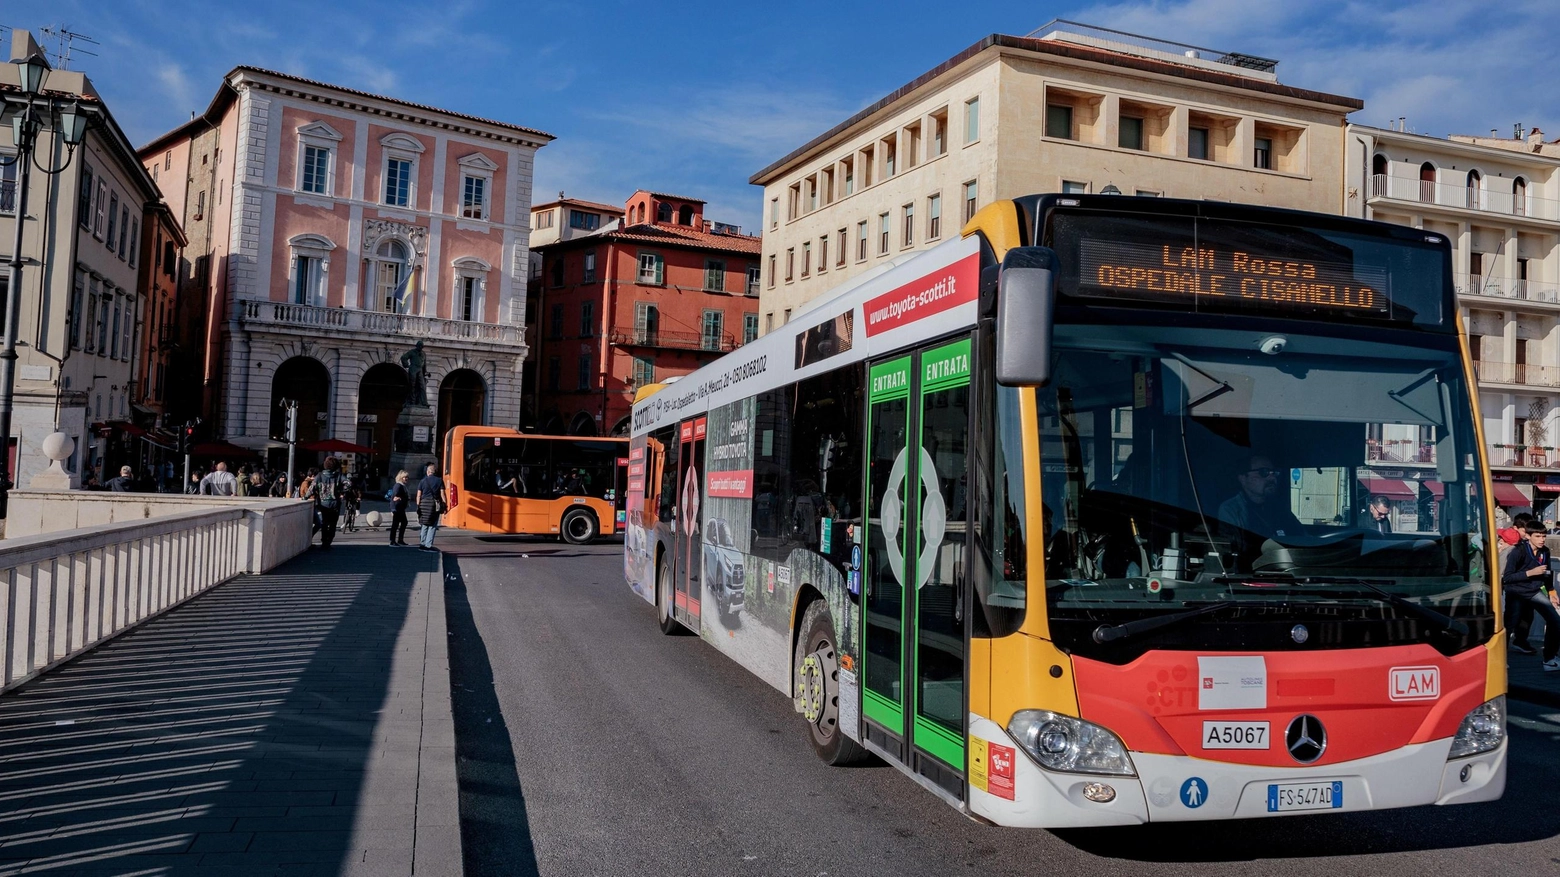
[995,246,1058,387]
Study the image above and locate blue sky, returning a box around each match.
[7,0,1560,231]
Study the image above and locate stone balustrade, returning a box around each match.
[239,300,522,344]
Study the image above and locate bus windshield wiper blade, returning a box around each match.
[1213,573,1468,637]
[1092,601,1237,645]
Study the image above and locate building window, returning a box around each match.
[550,257,564,287]
[1253,137,1273,170]
[802,242,811,277]
[931,110,947,156]
[764,312,774,333]
[110,296,121,360]
[70,274,84,348]
[580,300,594,336]
[701,310,724,351]
[963,180,978,222]
[657,202,672,223]
[843,159,855,195]
[1135,189,1161,197]
[879,213,890,255]
[550,303,564,339]
[807,176,818,212]
[927,194,942,239]
[744,313,758,344]
[459,276,481,321]
[632,355,654,387]
[120,299,131,361]
[84,280,98,352]
[770,197,779,229]
[964,97,980,143]
[384,158,412,207]
[788,185,800,220]
[836,229,847,267]
[1046,104,1074,140]
[293,255,321,305]
[0,154,14,215]
[747,265,761,295]
[107,193,118,251]
[577,355,592,391]
[857,220,868,261]
[705,259,726,292]
[884,136,897,177]
[1188,126,1210,160]
[783,308,791,325]
[535,209,554,229]
[375,239,411,313]
[97,291,110,357]
[547,357,561,392]
[127,220,139,268]
[637,252,665,285]
[1061,180,1089,194]
[818,236,829,272]
[768,254,776,288]
[95,181,108,235]
[635,302,659,344]
[786,248,795,282]
[461,175,487,219]
[118,206,130,259]
[582,251,596,283]
[569,210,600,230]
[301,145,331,194]
[1118,115,1144,150]
[78,166,92,227]
[902,204,914,248]
[194,190,205,220]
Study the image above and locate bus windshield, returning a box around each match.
[1037,320,1493,660]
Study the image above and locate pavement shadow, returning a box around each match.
[0,544,428,876]
[443,554,542,876]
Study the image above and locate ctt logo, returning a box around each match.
[1388,666,1440,701]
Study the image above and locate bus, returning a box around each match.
[443,426,627,543]
[623,193,1506,827]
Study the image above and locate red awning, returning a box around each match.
[1423,481,1446,498]
[1492,482,1532,507]
[1533,483,1560,493]
[1359,477,1416,499]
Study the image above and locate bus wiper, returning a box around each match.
[1092,601,1237,645]
[1213,573,1469,637]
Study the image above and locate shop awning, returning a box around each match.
[1492,482,1532,507]
[1422,481,1445,499]
[1533,484,1560,493]
[1359,477,1416,499]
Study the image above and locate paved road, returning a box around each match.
[443,535,1560,877]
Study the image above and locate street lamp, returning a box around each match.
[1,52,97,514]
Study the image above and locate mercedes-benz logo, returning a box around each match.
[1286,714,1327,764]
[1291,624,1310,644]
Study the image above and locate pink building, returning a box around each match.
[139,67,551,481]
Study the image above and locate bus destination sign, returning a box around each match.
[1077,238,1389,315]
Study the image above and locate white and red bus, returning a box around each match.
[624,194,1506,826]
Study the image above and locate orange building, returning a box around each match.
[528,190,761,436]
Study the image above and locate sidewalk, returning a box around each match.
[1508,617,1560,708]
[0,529,459,876]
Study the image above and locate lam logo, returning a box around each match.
[1388,666,1440,701]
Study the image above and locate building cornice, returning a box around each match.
[1352,124,1560,170]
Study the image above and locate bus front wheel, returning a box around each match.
[795,600,867,765]
[561,508,598,544]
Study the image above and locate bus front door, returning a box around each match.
[672,417,707,629]
[862,338,970,792]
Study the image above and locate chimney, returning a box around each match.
[9,29,47,69]
[1398,116,1406,132]
[1492,128,1499,138]
[1529,127,1544,149]
[1515,123,1525,140]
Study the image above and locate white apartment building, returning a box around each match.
[751,21,1362,329]
[1346,123,1560,513]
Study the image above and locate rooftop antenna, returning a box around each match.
[37,25,98,70]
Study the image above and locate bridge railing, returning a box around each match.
[0,500,312,693]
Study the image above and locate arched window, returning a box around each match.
[637,203,646,224]
[1371,154,1388,196]
[1514,176,1528,217]
[678,205,694,225]
[288,234,335,306]
[1419,162,1436,203]
[656,202,672,223]
[1465,169,1482,209]
[375,240,411,314]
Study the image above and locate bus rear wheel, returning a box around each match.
[561,508,598,544]
[657,556,682,635]
[795,600,867,765]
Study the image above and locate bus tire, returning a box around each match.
[560,508,598,544]
[657,556,682,635]
[795,600,867,765]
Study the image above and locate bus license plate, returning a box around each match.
[1202,721,1269,750]
[1267,781,1343,812]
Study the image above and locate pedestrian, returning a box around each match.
[415,462,447,552]
[307,456,345,548]
[198,461,239,496]
[1504,512,1539,652]
[187,469,203,494]
[388,469,412,546]
[341,474,361,532]
[1502,521,1560,669]
[236,465,251,497]
[106,465,135,492]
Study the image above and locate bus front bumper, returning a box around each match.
[966,714,1506,828]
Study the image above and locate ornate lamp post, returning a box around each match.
[0,51,95,514]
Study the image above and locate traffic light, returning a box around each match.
[177,421,197,455]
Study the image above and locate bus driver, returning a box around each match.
[1218,454,1304,569]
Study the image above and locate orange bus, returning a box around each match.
[442,425,628,543]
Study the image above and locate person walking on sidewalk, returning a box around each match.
[308,457,346,549]
[1501,521,1560,670]
[388,469,412,546]
[199,461,238,496]
[415,462,447,552]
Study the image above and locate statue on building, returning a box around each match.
[400,341,429,408]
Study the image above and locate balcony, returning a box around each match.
[1471,359,1560,388]
[238,301,522,346]
[608,328,737,353]
[1366,439,1435,464]
[1457,273,1560,304]
[1368,174,1560,223]
[1489,443,1559,469]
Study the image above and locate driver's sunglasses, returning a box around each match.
[1246,467,1279,478]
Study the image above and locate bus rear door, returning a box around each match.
[671,417,707,629]
[861,337,972,796]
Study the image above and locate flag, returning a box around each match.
[391,267,412,314]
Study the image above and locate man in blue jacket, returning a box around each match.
[1502,522,1560,670]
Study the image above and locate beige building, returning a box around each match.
[1345,122,1560,512]
[750,21,1363,328]
[2,31,172,487]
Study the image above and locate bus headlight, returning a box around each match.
[1447,696,1505,759]
[1008,710,1136,776]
